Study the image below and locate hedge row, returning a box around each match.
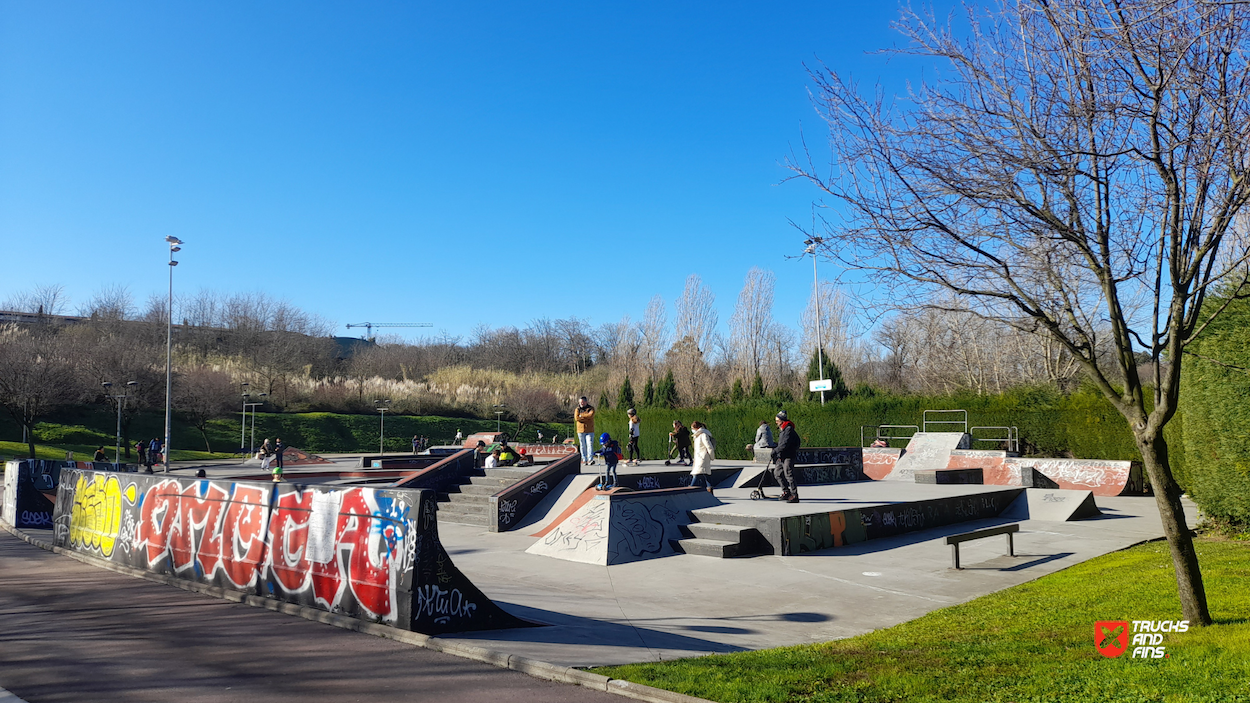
[1178,296,1250,527]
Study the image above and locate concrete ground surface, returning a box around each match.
[434,485,1196,667]
[0,530,620,703]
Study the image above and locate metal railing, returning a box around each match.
[860,424,920,448]
[922,409,968,433]
[968,426,1019,454]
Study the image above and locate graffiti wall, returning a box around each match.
[526,487,720,565]
[3,459,121,529]
[779,488,1023,555]
[946,451,1144,496]
[51,469,530,635]
[488,453,580,532]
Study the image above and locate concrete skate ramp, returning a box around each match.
[526,487,721,565]
[999,488,1102,521]
[861,448,902,480]
[884,433,971,482]
[50,469,531,635]
[947,450,1144,496]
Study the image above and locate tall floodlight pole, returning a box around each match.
[493,404,505,432]
[247,393,266,454]
[164,236,183,472]
[375,399,391,455]
[805,237,826,405]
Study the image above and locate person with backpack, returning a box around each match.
[594,432,622,490]
[771,410,802,503]
[690,421,716,492]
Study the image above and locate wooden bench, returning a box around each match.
[945,523,1019,569]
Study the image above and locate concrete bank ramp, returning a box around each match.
[1000,488,1102,521]
[49,469,531,635]
[885,433,971,482]
[526,487,721,566]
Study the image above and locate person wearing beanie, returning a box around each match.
[771,410,801,503]
[626,408,642,465]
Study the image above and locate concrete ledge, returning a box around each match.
[0,520,716,703]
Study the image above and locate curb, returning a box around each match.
[0,521,716,703]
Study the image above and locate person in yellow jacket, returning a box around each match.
[574,396,596,464]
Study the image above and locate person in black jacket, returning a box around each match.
[770,410,801,503]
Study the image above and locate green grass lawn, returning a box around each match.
[0,439,232,463]
[594,538,1250,703]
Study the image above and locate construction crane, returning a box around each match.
[346,322,432,341]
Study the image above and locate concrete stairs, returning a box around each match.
[437,467,537,526]
[672,517,766,558]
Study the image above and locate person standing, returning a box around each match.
[594,432,621,490]
[135,441,147,466]
[746,420,776,455]
[454,429,463,444]
[690,421,716,492]
[259,439,273,470]
[93,446,107,463]
[771,411,801,503]
[626,408,642,466]
[272,438,286,482]
[574,396,596,465]
[412,435,420,453]
[669,420,692,466]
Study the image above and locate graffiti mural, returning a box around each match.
[487,453,580,532]
[51,469,531,635]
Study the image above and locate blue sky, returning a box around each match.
[1,2,933,343]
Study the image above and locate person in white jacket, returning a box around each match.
[690,421,715,492]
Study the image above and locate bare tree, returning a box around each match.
[174,366,237,453]
[2,284,69,316]
[729,268,778,386]
[637,295,669,382]
[789,0,1250,623]
[504,387,563,439]
[77,285,135,321]
[0,326,75,457]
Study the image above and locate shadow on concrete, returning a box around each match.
[451,602,758,655]
[960,552,1075,571]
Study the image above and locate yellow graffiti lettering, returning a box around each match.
[69,474,123,557]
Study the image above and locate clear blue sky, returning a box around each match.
[1,1,934,343]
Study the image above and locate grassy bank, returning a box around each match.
[594,538,1250,703]
[0,407,573,461]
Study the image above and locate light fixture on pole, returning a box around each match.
[492,404,505,432]
[102,381,138,465]
[245,394,266,454]
[163,236,183,472]
[804,237,828,406]
[239,382,250,453]
[374,399,391,455]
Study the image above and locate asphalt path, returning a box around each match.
[0,531,618,703]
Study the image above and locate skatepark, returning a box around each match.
[1,409,1196,687]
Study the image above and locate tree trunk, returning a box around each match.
[1136,428,1212,625]
[200,427,212,454]
[26,423,36,459]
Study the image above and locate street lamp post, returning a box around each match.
[102,381,138,465]
[805,237,826,406]
[239,383,250,453]
[493,404,505,432]
[164,236,183,472]
[245,396,266,454]
[374,399,391,455]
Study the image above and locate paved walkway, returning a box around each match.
[0,531,617,703]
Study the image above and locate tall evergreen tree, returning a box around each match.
[618,377,635,410]
[749,372,765,399]
[598,391,611,410]
[807,349,849,400]
[730,378,746,403]
[643,377,655,407]
[655,369,680,409]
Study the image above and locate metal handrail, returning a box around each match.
[968,425,1019,454]
[922,409,968,433]
[860,424,920,448]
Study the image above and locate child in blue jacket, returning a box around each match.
[595,432,622,489]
